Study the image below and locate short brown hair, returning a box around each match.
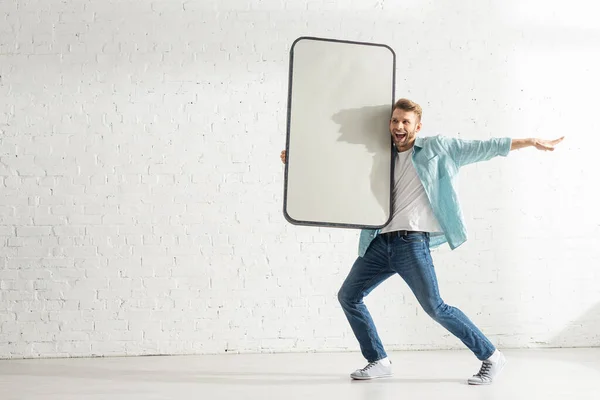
[393,98,423,121]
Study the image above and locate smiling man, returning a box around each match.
[280,98,563,385]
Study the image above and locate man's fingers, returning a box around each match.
[537,137,564,151]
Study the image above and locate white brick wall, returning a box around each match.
[1,0,600,359]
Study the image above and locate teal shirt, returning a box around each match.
[358,135,512,257]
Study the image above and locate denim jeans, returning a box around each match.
[338,232,495,362]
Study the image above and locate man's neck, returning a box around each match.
[396,142,415,153]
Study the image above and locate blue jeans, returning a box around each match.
[338,232,495,362]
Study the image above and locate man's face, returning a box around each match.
[389,108,421,152]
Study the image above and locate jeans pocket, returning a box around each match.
[400,233,426,244]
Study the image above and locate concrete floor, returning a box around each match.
[0,348,599,400]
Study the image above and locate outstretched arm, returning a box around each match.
[446,136,565,167]
[510,137,564,152]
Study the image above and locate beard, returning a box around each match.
[392,128,414,149]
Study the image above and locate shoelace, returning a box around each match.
[474,360,492,378]
[361,361,378,372]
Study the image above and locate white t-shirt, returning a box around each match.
[380,149,442,234]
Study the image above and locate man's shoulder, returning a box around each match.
[415,135,455,155]
[416,134,452,147]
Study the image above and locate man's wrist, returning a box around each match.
[510,138,536,151]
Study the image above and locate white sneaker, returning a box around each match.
[350,359,392,380]
[468,351,507,385]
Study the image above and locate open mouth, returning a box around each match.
[394,133,407,142]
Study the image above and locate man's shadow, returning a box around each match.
[332,105,394,225]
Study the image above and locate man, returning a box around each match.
[280,98,564,385]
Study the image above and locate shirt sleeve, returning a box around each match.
[445,137,512,167]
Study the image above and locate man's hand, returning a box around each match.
[532,137,565,151]
[280,150,286,164]
[510,137,564,151]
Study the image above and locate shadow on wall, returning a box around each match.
[524,302,600,374]
[549,302,600,349]
[332,105,393,220]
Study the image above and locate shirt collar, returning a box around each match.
[414,137,425,148]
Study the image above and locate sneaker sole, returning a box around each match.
[351,374,392,380]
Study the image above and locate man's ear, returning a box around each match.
[416,121,422,133]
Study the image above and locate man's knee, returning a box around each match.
[337,286,358,306]
[424,301,448,319]
[337,287,348,305]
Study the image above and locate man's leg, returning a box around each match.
[390,232,506,384]
[338,235,395,363]
[391,233,495,359]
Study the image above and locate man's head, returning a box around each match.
[389,98,422,152]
